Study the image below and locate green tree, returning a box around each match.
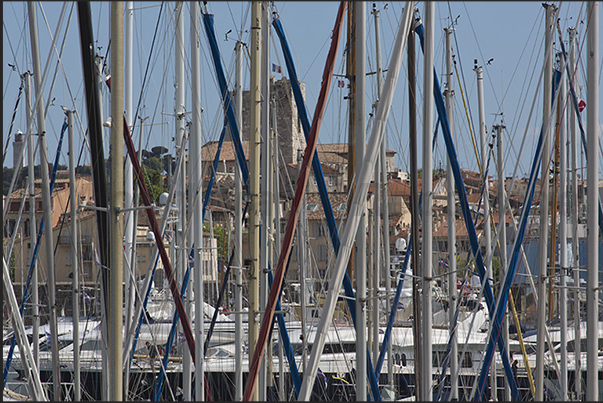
[204,222,229,263]
[142,156,162,172]
[139,165,166,203]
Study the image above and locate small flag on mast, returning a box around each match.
[271,63,282,73]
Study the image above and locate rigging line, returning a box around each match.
[4,182,29,264]
[3,14,28,98]
[38,1,72,126]
[453,58,481,175]
[452,2,479,142]
[3,75,25,161]
[127,2,165,148]
[27,5,93,168]
[31,1,68,143]
[510,12,544,144]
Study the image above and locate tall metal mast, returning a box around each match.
[259,3,271,398]
[444,26,458,401]
[77,3,111,396]
[248,3,262,400]
[567,25,581,401]
[123,2,136,397]
[373,2,394,386]
[25,72,39,369]
[536,4,555,400]
[558,54,568,401]
[355,3,368,400]
[174,4,191,397]
[297,149,308,373]
[585,2,599,401]
[475,59,494,400]
[123,2,135,373]
[371,2,382,370]
[27,2,60,398]
[421,3,434,399]
[109,2,125,399]
[495,122,510,401]
[190,1,204,399]
[408,20,422,402]
[346,1,356,285]
[67,109,81,401]
[234,37,244,402]
[271,98,285,400]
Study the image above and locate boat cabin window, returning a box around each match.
[80,340,102,351]
[460,351,473,368]
[566,338,603,353]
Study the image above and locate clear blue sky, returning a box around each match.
[3,1,602,182]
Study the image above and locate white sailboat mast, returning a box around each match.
[537,4,555,400]
[24,72,40,369]
[585,2,599,401]
[297,150,308,373]
[27,2,61,398]
[372,3,394,385]
[259,3,271,398]
[558,54,569,400]
[475,59,495,401]
[495,122,511,402]
[109,2,125,399]
[568,25,582,401]
[444,25,459,401]
[248,2,262,401]
[371,2,382,370]
[421,2,434,400]
[355,2,368,400]
[190,1,204,399]
[234,37,244,402]
[67,109,81,402]
[123,6,135,393]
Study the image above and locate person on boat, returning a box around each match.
[146,340,159,370]
[512,359,519,382]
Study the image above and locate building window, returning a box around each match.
[66,249,73,266]
[317,244,327,261]
[306,203,319,212]
[83,262,93,279]
[315,222,325,238]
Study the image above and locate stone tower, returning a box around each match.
[238,76,307,165]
